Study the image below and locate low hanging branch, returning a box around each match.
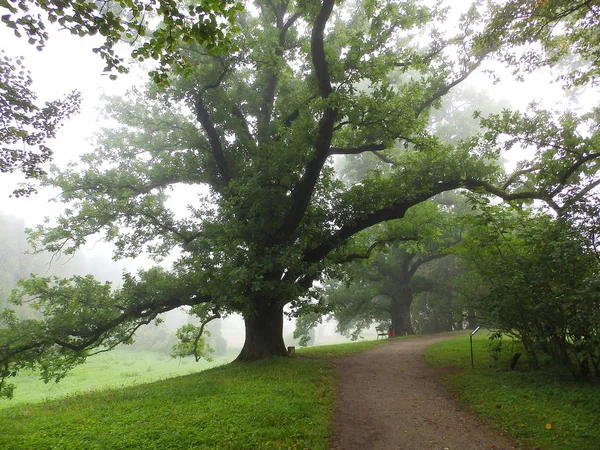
[0,270,213,399]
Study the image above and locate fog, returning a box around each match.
[1,1,599,363]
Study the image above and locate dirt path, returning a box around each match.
[330,334,520,450]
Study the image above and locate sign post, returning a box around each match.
[470,326,481,369]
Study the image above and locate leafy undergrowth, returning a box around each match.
[425,334,600,450]
[0,357,335,450]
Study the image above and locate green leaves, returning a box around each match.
[471,105,600,213]
[1,0,242,85]
[484,0,600,86]
[454,204,600,378]
[0,267,214,398]
[0,51,81,196]
[171,324,213,361]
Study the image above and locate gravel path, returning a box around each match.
[329,334,520,450]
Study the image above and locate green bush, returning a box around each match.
[455,206,600,379]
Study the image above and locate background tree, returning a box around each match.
[485,0,600,86]
[303,197,464,339]
[0,213,37,312]
[0,51,80,196]
[0,211,124,314]
[2,0,600,399]
[313,86,505,341]
[410,254,469,334]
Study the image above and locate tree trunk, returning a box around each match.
[235,302,288,361]
[391,288,414,335]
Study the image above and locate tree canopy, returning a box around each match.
[2,0,600,398]
[0,0,242,84]
[485,0,600,86]
[0,0,242,193]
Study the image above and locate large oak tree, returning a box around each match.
[2,0,600,398]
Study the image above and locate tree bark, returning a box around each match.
[391,288,414,336]
[235,302,288,361]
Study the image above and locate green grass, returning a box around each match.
[0,356,335,449]
[425,333,600,450]
[1,348,238,409]
[297,336,391,358]
[0,339,393,449]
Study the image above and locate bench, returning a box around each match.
[376,324,389,340]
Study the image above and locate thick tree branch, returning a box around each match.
[330,237,419,265]
[550,151,600,195]
[282,12,302,37]
[231,105,254,141]
[1,290,212,365]
[465,177,554,203]
[275,0,337,242]
[192,62,232,185]
[303,170,577,266]
[372,151,398,165]
[559,177,600,215]
[257,7,301,141]
[281,94,318,129]
[311,0,334,99]
[502,164,542,190]
[303,179,465,264]
[195,97,231,184]
[408,253,447,278]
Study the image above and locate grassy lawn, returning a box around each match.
[10,334,596,449]
[0,339,389,449]
[0,348,238,409]
[425,333,600,450]
[296,336,390,358]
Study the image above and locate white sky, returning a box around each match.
[0,25,159,283]
[1,25,124,217]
